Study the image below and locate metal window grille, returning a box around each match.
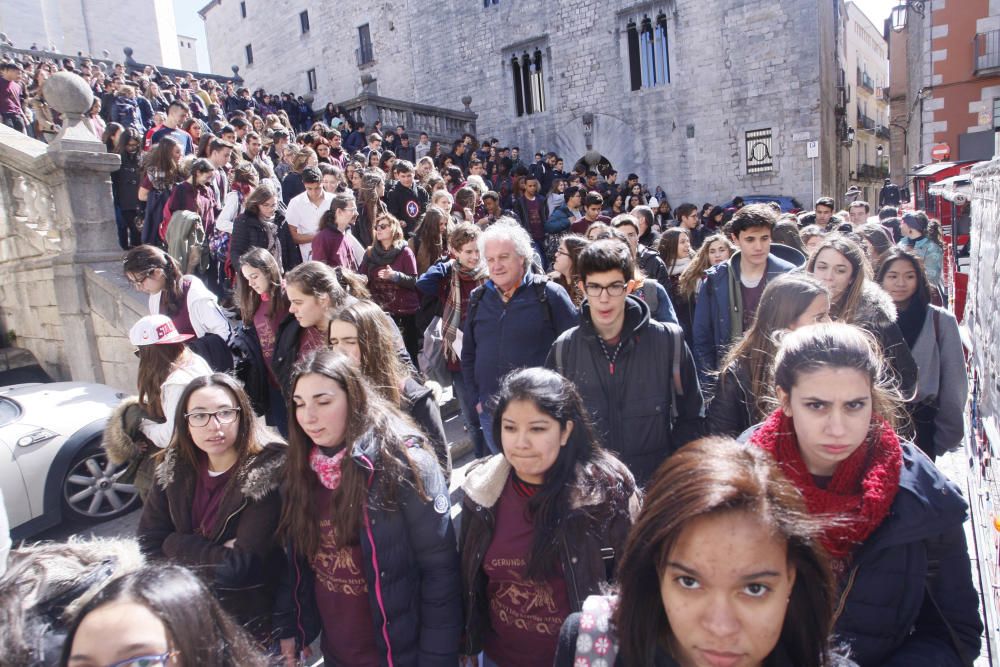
[746,129,774,174]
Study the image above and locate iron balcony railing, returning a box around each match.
[857,68,875,93]
[975,29,1000,74]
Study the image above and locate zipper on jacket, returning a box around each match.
[832,564,860,626]
[213,499,248,542]
[360,454,395,667]
[562,534,583,611]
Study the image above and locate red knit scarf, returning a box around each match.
[750,410,902,565]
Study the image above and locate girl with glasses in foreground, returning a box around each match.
[137,374,287,644]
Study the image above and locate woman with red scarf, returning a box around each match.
[746,322,981,666]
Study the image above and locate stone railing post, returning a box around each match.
[42,72,122,383]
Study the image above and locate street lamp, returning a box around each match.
[891,1,926,32]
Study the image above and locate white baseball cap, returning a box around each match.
[129,314,194,346]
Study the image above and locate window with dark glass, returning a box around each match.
[307,68,317,91]
[511,48,546,117]
[240,1,246,18]
[627,12,670,91]
[245,43,253,65]
[358,24,374,65]
[300,11,310,34]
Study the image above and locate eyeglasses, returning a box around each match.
[583,282,627,298]
[184,407,241,428]
[106,651,179,667]
[555,249,571,258]
[375,223,392,231]
[127,269,156,287]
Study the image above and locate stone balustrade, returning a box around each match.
[0,71,145,391]
[337,92,477,144]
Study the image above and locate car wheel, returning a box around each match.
[62,442,141,522]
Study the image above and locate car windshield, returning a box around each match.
[0,397,20,427]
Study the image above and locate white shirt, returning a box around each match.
[147,275,231,339]
[285,190,334,262]
[140,352,214,448]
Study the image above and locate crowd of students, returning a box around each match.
[0,53,981,667]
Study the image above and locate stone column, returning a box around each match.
[41,72,122,383]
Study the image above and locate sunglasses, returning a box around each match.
[375,223,392,231]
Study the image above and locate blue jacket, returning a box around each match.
[834,443,982,666]
[692,251,796,382]
[461,273,578,406]
[273,428,462,666]
[544,203,577,234]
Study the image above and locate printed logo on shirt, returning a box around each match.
[433,493,449,514]
[406,200,419,220]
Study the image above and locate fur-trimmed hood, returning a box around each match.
[101,396,150,465]
[461,453,640,520]
[154,440,286,502]
[855,281,898,327]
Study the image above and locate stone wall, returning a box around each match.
[0,75,144,392]
[203,0,841,206]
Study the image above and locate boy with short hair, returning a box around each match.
[416,223,489,456]
[692,203,796,381]
[385,160,428,236]
[546,239,703,484]
[570,191,612,234]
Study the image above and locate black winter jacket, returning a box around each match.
[459,454,638,655]
[229,211,281,272]
[111,151,142,211]
[546,296,704,485]
[272,429,462,666]
[137,442,286,640]
[706,360,754,437]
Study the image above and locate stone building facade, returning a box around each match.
[0,0,181,68]
[201,0,846,206]
[845,2,890,204]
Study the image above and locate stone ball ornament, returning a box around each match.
[44,72,95,116]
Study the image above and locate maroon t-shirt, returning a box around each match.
[0,79,24,115]
[482,474,571,667]
[312,483,380,666]
[190,461,234,538]
[740,275,768,332]
[297,325,327,363]
[253,294,286,367]
[523,197,544,241]
[569,214,612,235]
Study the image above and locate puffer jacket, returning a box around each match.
[829,443,982,665]
[137,442,286,640]
[459,454,639,655]
[852,282,918,401]
[272,428,462,666]
[741,424,983,667]
[545,296,704,486]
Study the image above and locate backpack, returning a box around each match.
[572,595,619,665]
[466,273,555,332]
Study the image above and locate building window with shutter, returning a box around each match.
[307,68,317,92]
[358,24,374,65]
[245,44,254,65]
[626,11,670,91]
[510,48,546,117]
[300,11,310,34]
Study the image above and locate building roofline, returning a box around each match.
[845,1,887,43]
[197,0,220,19]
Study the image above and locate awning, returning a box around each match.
[907,160,974,178]
[928,174,973,203]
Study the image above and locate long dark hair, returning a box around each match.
[719,273,830,423]
[170,374,275,473]
[123,245,186,316]
[874,247,933,311]
[806,235,870,322]
[114,127,143,160]
[59,565,269,667]
[490,367,636,580]
[141,134,181,187]
[279,350,428,556]
[137,343,187,420]
[412,206,450,274]
[235,247,286,325]
[614,437,836,667]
